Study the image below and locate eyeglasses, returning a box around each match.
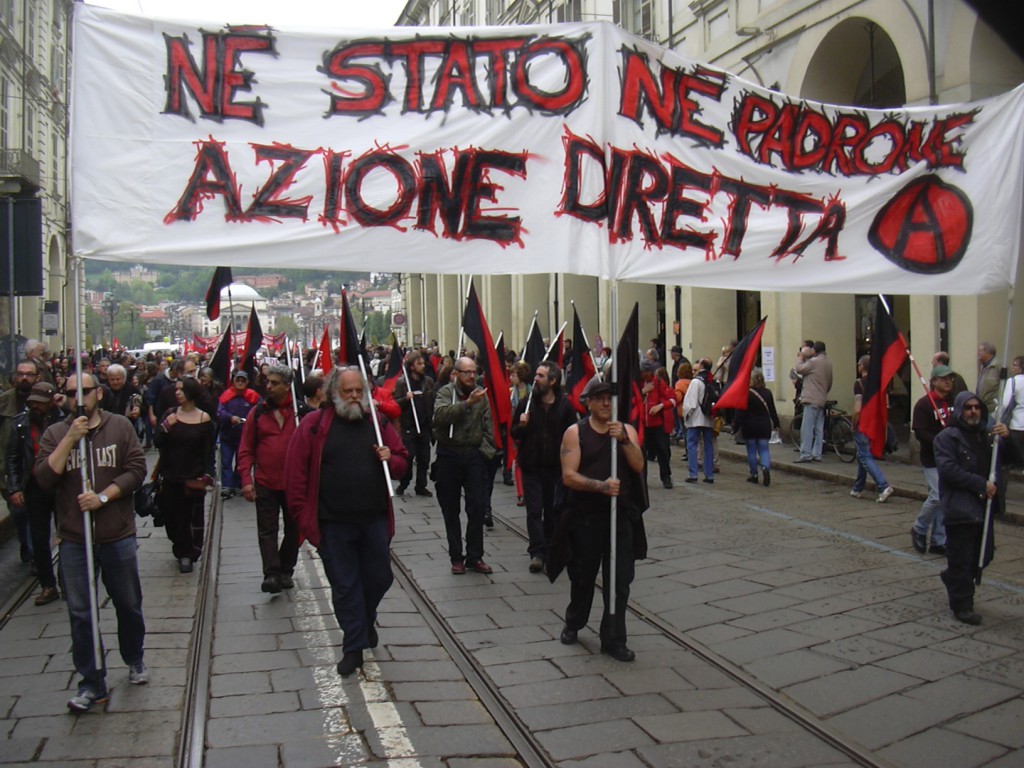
[963,404,982,412]
[67,387,98,398]
[456,369,477,375]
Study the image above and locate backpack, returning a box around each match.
[699,374,721,416]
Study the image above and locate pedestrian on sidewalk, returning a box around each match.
[237,364,312,595]
[934,391,1019,625]
[553,378,647,662]
[910,365,954,554]
[510,361,576,574]
[794,341,833,463]
[285,367,408,676]
[682,358,716,483]
[734,369,779,486]
[35,372,149,711]
[850,355,894,503]
[5,382,63,605]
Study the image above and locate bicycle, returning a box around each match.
[787,400,855,462]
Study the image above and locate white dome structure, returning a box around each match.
[220,283,262,301]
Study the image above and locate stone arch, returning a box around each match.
[786,3,930,107]
[799,18,905,106]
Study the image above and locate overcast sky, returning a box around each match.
[85,0,411,29]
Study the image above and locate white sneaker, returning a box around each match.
[849,490,863,499]
[128,662,149,685]
[877,486,895,504]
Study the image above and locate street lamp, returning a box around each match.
[102,294,118,349]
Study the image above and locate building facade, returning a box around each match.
[0,0,72,372]
[397,0,1024,418]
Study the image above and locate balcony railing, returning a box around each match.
[0,148,41,189]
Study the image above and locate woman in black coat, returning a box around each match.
[734,369,780,486]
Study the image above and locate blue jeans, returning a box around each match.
[851,431,889,493]
[687,427,715,480]
[220,441,241,490]
[318,517,393,653]
[60,536,146,695]
[913,466,945,544]
[746,438,771,475]
[800,404,825,459]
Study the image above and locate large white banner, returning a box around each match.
[71,5,1024,294]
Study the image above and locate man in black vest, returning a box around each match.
[557,378,645,661]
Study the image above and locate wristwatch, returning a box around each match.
[98,493,109,506]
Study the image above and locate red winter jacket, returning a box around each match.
[642,376,677,432]
[236,396,306,491]
[284,407,408,549]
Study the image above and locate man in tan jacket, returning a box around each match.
[795,341,834,463]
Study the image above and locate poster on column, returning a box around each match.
[70,5,1024,294]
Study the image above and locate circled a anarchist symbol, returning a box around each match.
[868,175,973,274]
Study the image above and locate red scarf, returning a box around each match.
[218,386,261,406]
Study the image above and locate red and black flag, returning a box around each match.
[521,314,545,372]
[209,321,232,385]
[380,338,404,394]
[615,302,644,445]
[461,282,511,450]
[566,306,597,414]
[241,305,264,379]
[860,299,905,458]
[339,289,368,368]
[317,326,333,375]
[713,317,768,414]
[205,267,233,321]
[545,322,566,368]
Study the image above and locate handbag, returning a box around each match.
[134,481,158,517]
[183,477,208,498]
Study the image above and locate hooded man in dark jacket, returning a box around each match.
[934,390,1017,625]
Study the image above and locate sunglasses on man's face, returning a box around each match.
[67,387,98,398]
[963,404,982,412]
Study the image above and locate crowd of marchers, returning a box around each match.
[0,333,1021,712]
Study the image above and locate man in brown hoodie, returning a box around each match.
[35,372,147,712]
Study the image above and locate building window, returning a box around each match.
[438,0,452,25]
[0,78,7,149]
[26,103,35,155]
[614,0,656,40]
[486,0,503,24]
[0,0,13,29]
[460,0,475,26]
[27,3,36,62]
[556,0,582,23]
[52,131,60,198]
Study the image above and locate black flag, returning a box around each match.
[205,267,233,321]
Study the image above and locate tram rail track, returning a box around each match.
[447,507,897,768]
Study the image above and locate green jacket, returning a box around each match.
[432,382,496,460]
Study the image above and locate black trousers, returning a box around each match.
[521,465,563,560]
[27,483,57,589]
[435,450,486,564]
[564,511,634,648]
[942,521,993,613]
[644,428,672,483]
[255,484,299,578]
[399,431,432,491]
[161,481,206,560]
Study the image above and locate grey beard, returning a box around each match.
[334,399,364,421]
